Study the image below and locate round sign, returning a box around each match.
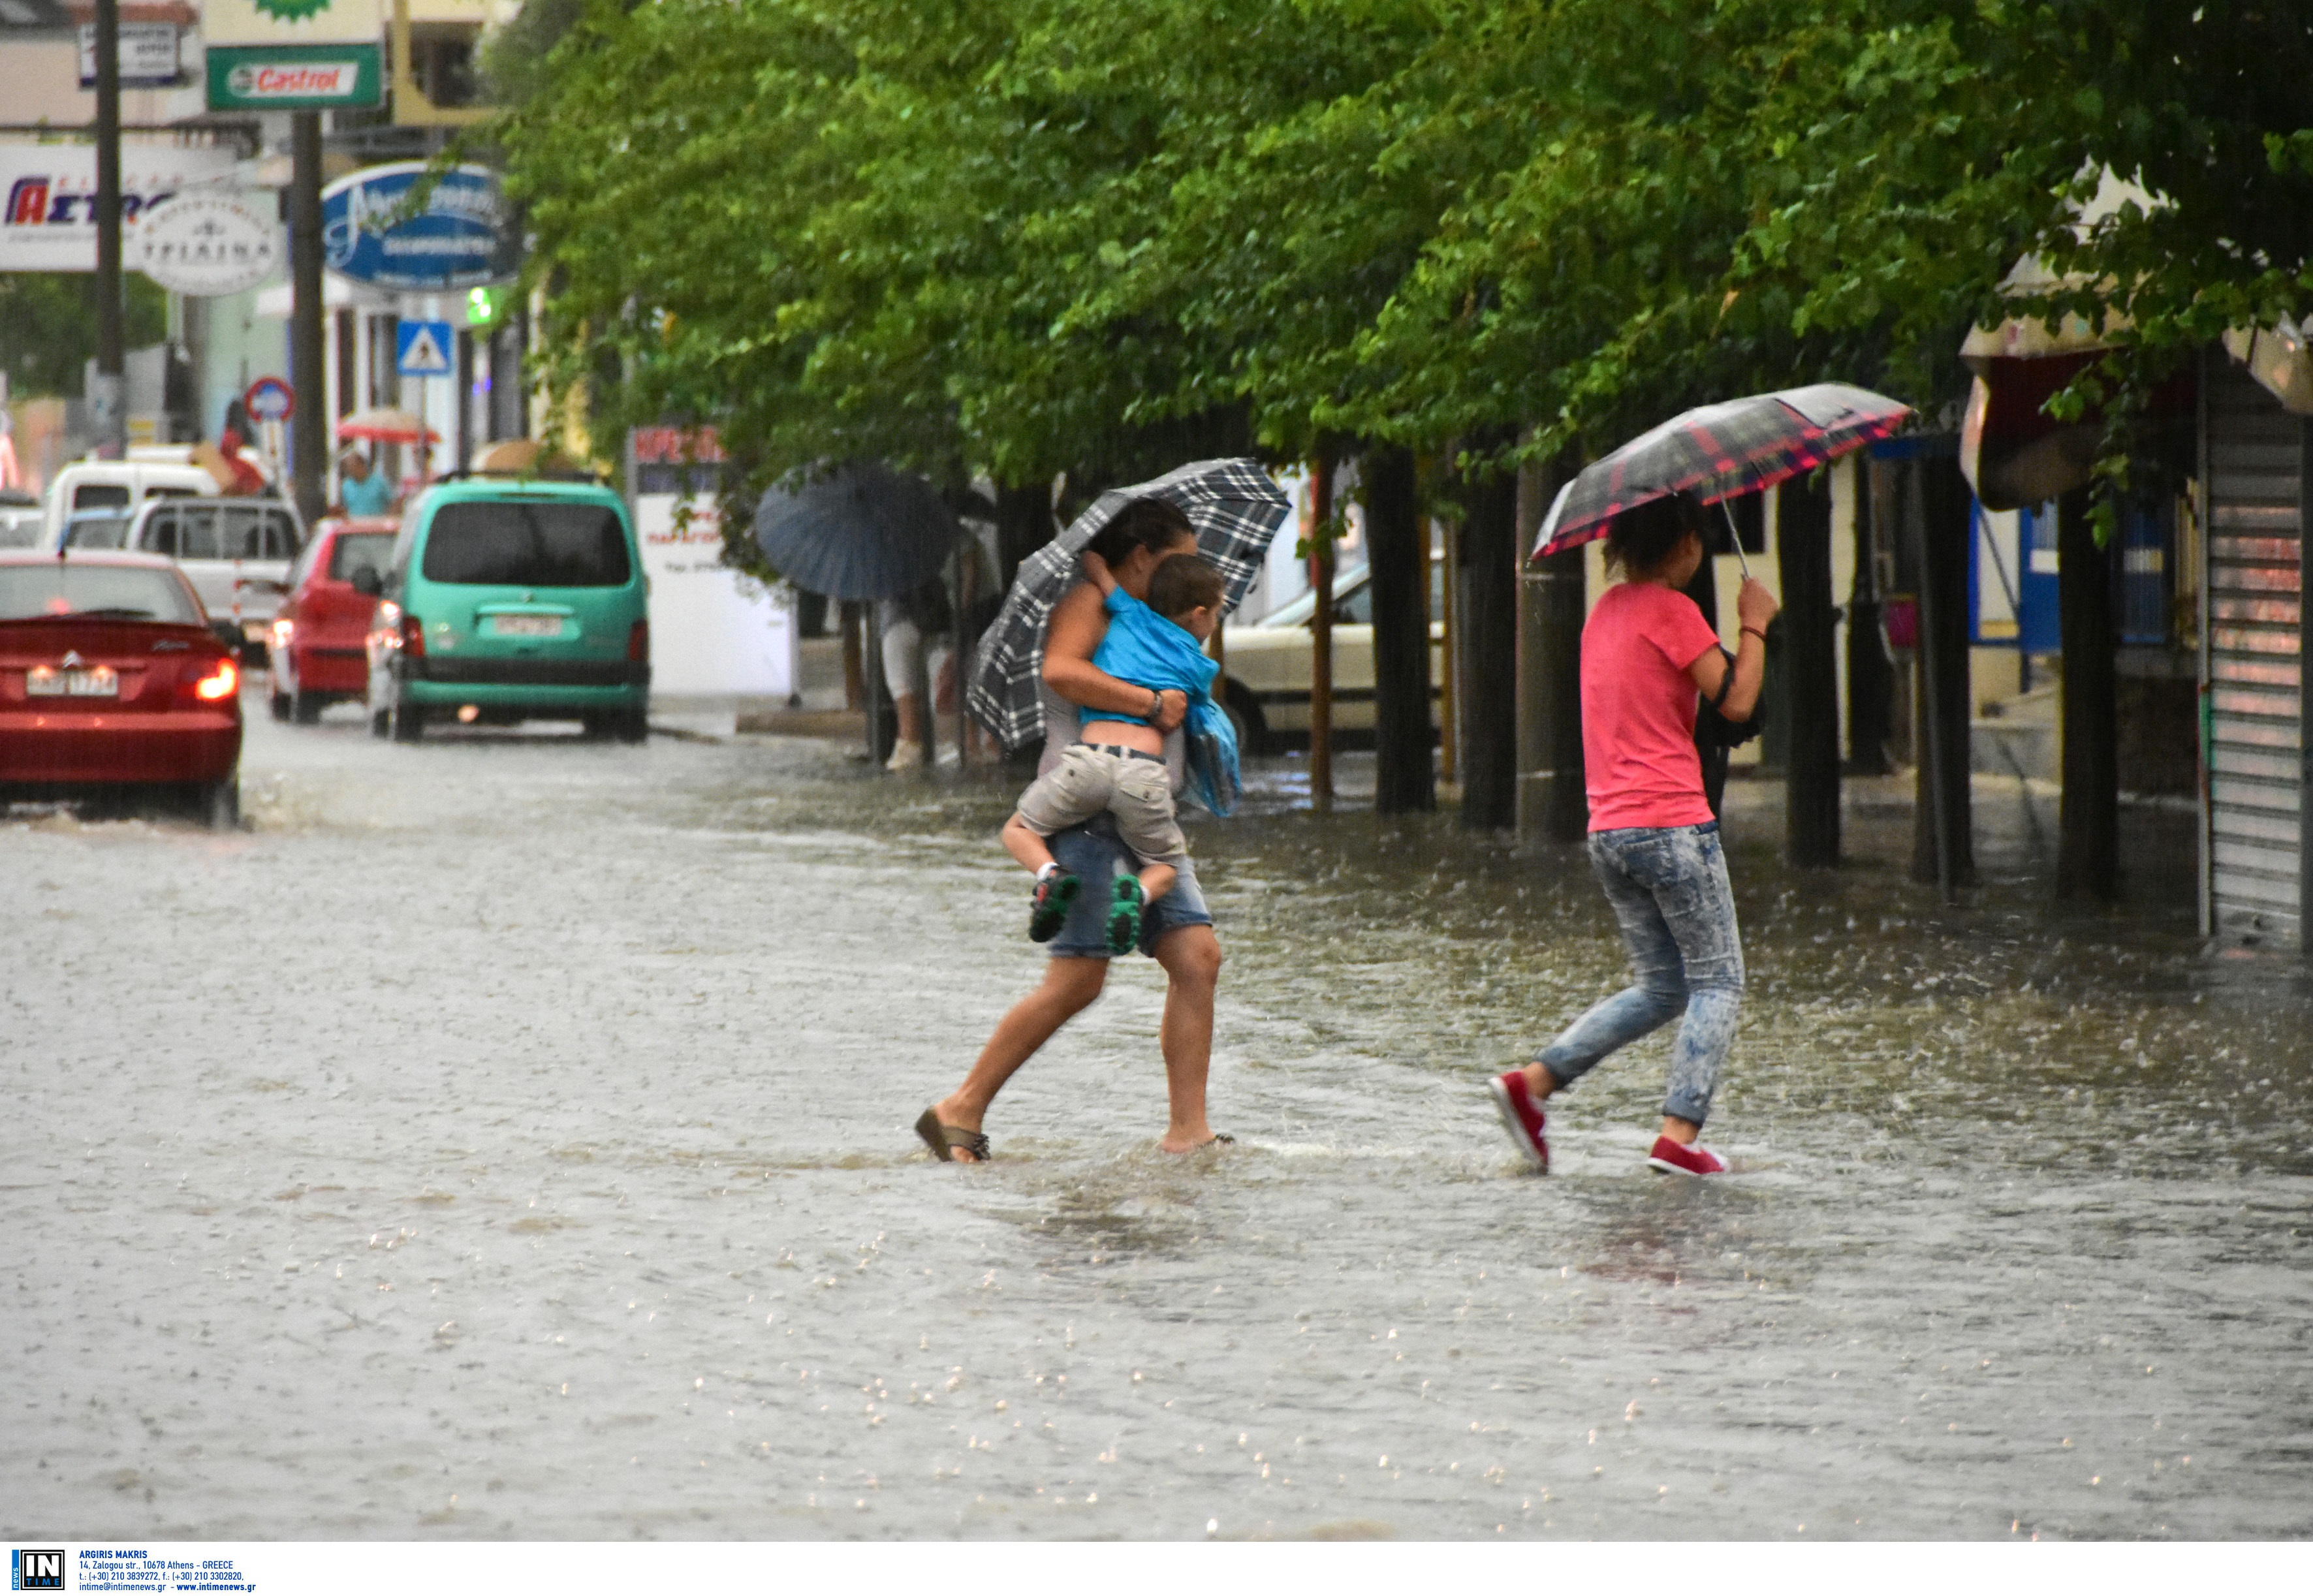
[244,376,294,424]
[131,193,282,297]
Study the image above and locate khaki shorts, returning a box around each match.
[1015,743,1187,870]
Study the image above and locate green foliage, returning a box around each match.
[494,0,2313,524]
[0,273,168,400]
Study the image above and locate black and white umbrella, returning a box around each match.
[967,458,1291,752]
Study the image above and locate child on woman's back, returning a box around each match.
[1001,550,1225,955]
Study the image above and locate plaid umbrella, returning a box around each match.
[1532,384,1911,560]
[967,458,1291,751]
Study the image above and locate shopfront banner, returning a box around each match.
[0,141,239,273]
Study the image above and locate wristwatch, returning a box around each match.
[1147,688,1164,719]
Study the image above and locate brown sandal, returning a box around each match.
[915,1107,990,1164]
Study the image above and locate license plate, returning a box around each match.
[492,615,562,637]
[27,665,119,697]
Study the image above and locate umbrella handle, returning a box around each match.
[1720,500,1753,580]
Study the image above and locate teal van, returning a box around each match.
[362,478,650,742]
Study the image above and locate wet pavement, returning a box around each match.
[5,693,2310,1540]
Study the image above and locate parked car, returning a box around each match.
[0,548,243,828]
[0,490,40,549]
[1218,563,1444,752]
[56,496,305,657]
[365,478,650,742]
[268,516,398,723]
[40,454,218,545]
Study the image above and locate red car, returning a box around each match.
[268,516,398,723]
[0,549,244,827]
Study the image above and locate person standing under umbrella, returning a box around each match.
[916,499,1225,1163]
[1490,492,1778,1177]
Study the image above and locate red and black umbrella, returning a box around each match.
[1532,384,1911,568]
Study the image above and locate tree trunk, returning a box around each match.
[1366,445,1434,814]
[1778,475,1840,866]
[2056,486,2118,900]
[1846,457,1895,774]
[1515,455,1586,841]
[1458,443,1518,829]
[1910,452,1977,890]
[992,481,1048,591]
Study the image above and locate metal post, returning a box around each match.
[1438,518,1457,785]
[91,0,125,460]
[864,601,884,766]
[289,112,327,524]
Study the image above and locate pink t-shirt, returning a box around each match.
[1581,580,1722,832]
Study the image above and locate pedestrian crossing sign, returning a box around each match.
[396,319,454,377]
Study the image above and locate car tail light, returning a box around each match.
[191,657,238,701]
[627,619,650,664]
[400,613,425,657]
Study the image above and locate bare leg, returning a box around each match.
[894,693,924,746]
[932,956,1109,1162]
[1001,812,1057,875]
[1136,862,1178,902]
[1151,924,1221,1152]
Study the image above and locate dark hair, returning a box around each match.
[1085,497,1197,567]
[1147,552,1225,619]
[1603,492,1707,578]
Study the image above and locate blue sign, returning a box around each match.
[319,162,518,292]
[396,319,454,377]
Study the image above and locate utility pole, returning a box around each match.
[289,112,327,524]
[91,0,126,459]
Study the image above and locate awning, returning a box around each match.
[2223,319,2313,415]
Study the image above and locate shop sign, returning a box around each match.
[0,142,238,273]
[205,44,383,110]
[78,23,184,89]
[133,193,282,296]
[321,163,518,292]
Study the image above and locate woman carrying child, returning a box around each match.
[915,500,1229,1164]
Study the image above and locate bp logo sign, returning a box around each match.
[250,0,331,17]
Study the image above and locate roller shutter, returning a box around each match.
[2203,357,2309,945]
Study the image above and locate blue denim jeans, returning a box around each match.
[1537,822,1745,1126]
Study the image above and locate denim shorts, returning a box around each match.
[1045,811,1212,958]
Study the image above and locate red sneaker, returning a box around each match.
[1488,1070,1550,1173]
[1646,1135,1728,1176]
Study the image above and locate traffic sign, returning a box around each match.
[244,375,294,424]
[396,320,454,377]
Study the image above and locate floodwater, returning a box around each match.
[4,698,2309,1541]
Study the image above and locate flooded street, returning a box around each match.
[6,697,2310,1541]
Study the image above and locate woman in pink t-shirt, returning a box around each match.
[1490,493,1778,1177]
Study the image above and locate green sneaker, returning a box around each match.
[1103,874,1146,956]
[1028,869,1080,943]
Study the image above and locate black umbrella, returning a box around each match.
[751,461,960,601]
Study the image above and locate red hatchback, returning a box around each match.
[269,516,398,723]
[0,550,244,827]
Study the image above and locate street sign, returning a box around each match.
[244,376,294,424]
[396,321,454,378]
